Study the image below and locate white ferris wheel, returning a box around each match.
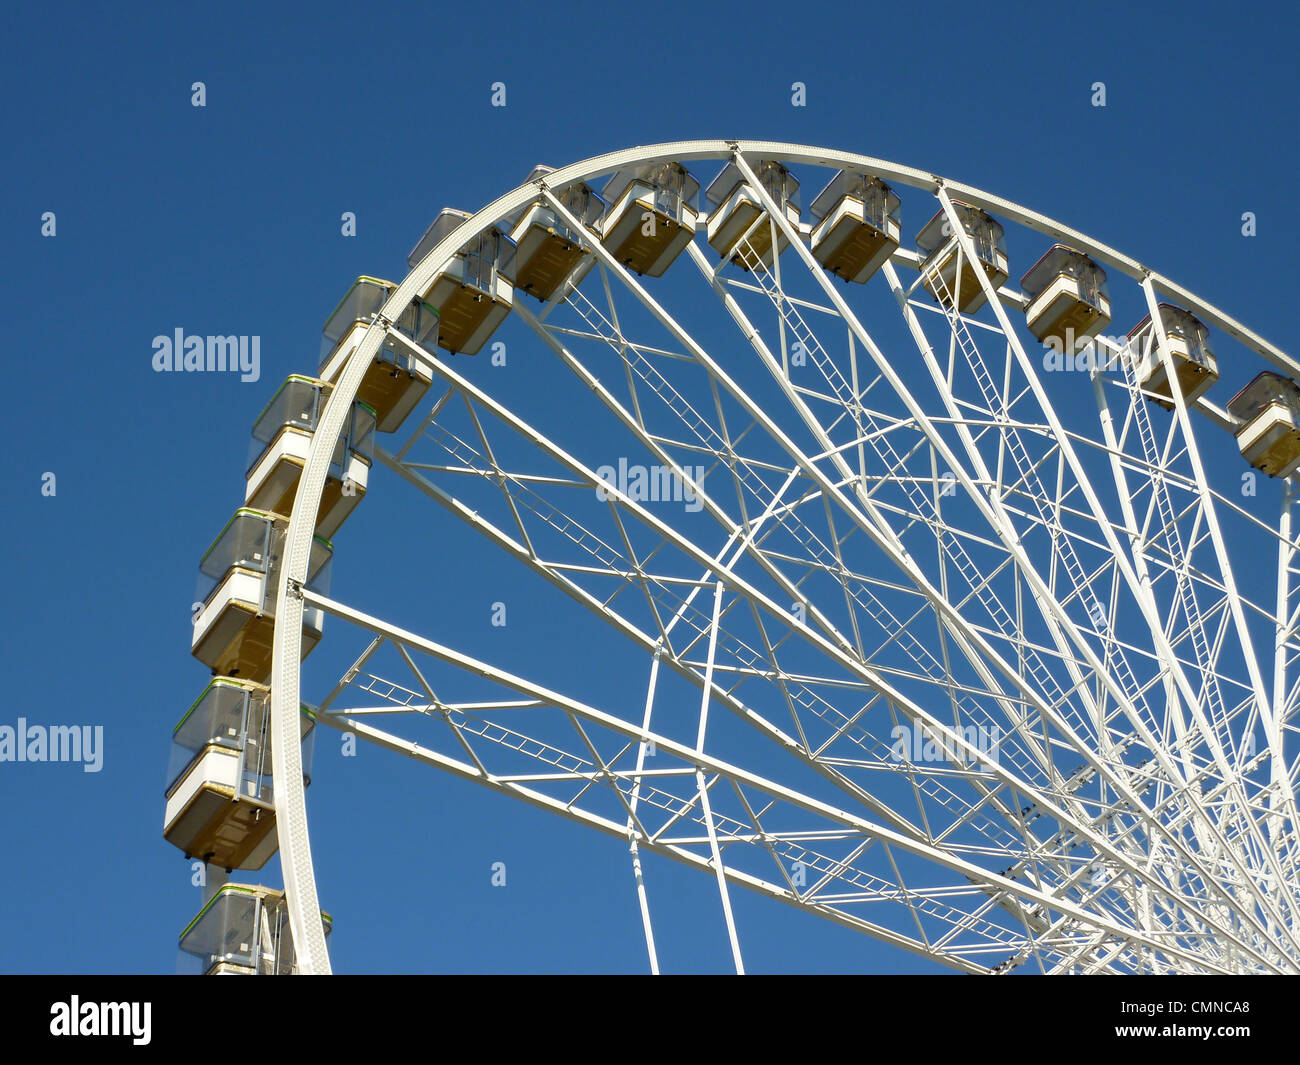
[164,140,1300,976]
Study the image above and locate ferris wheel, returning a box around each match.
[164,140,1300,975]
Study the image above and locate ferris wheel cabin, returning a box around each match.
[190,508,331,683]
[408,209,516,355]
[600,162,699,277]
[244,376,375,539]
[163,678,316,870]
[178,884,332,975]
[509,166,607,302]
[318,276,440,434]
[704,160,801,271]
[1228,372,1300,476]
[1020,245,1111,352]
[808,170,901,284]
[1128,303,1218,409]
[916,202,1009,313]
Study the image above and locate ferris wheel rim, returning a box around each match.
[266,139,1297,976]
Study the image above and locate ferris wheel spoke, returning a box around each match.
[385,281,1288,962]
[564,243,1102,816]
[1274,487,1300,810]
[924,191,1300,942]
[375,400,965,849]
[697,177,1264,936]
[312,644,1014,968]
[1093,369,1247,775]
[300,579,1269,972]
[1087,328,1300,905]
[732,158,1300,954]
[719,165,1174,794]
[888,198,1291,944]
[369,332,1149,915]
[883,267,1144,757]
[1134,275,1300,918]
[375,377,1050,859]
[691,244,1118,832]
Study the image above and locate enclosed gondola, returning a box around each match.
[600,163,699,277]
[808,170,901,284]
[1020,245,1111,352]
[916,202,1009,313]
[1228,372,1300,476]
[178,883,332,975]
[408,209,516,355]
[318,276,440,434]
[1129,303,1218,408]
[509,166,607,301]
[704,160,800,271]
[245,376,375,538]
[163,678,315,870]
[190,508,331,682]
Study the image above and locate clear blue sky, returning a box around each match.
[1,0,1296,974]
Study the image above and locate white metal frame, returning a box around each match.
[265,141,1300,975]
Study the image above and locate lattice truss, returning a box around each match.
[304,163,1300,974]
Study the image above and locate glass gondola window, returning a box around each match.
[704,160,800,214]
[163,677,318,869]
[244,377,376,537]
[407,208,468,268]
[554,181,608,231]
[465,226,516,292]
[808,170,901,232]
[1227,372,1300,476]
[1126,304,1218,409]
[599,162,701,277]
[704,160,801,270]
[1167,309,1212,368]
[177,884,332,976]
[317,277,438,435]
[190,510,332,680]
[509,166,609,301]
[915,201,1009,313]
[319,276,393,367]
[304,532,332,591]
[407,208,518,355]
[390,296,440,357]
[1021,245,1109,307]
[512,165,608,242]
[166,683,316,801]
[916,201,1006,266]
[407,209,518,287]
[1019,245,1112,351]
[807,171,902,285]
[603,162,700,224]
[247,376,321,470]
[335,401,376,467]
[1129,305,1212,366]
[195,510,333,612]
[247,378,376,477]
[197,509,275,604]
[166,679,264,796]
[1229,372,1300,425]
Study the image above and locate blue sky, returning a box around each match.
[0,0,1296,974]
